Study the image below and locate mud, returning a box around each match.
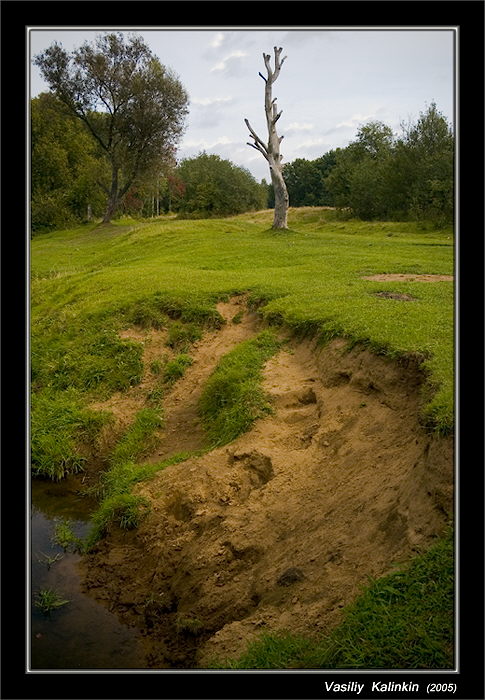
[80,297,453,668]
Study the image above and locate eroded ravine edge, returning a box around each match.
[80,297,453,668]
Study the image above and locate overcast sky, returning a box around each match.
[29,27,455,182]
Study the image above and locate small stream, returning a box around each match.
[30,478,146,670]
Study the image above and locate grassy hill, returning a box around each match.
[30,207,455,669]
[31,207,454,434]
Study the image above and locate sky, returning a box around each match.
[29,27,455,183]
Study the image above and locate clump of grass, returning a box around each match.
[199,330,281,447]
[163,354,193,384]
[85,492,150,548]
[83,407,163,547]
[34,589,70,615]
[166,321,202,352]
[52,518,84,552]
[150,359,164,375]
[123,298,169,329]
[216,528,454,669]
[175,614,205,636]
[109,407,163,469]
[146,386,165,405]
[150,293,225,329]
[31,391,111,480]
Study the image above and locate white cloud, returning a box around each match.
[210,51,247,73]
[182,136,235,150]
[192,96,233,107]
[335,113,376,129]
[210,32,225,49]
[293,137,328,148]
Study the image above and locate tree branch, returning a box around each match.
[244,118,268,155]
[271,47,287,83]
[263,53,272,81]
[247,142,269,160]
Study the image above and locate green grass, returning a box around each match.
[199,330,281,447]
[166,321,203,351]
[30,209,455,666]
[163,354,193,384]
[109,407,164,470]
[85,452,193,549]
[83,407,166,547]
[213,528,454,669]
[34,588,70,615]
[31,390,112,480]
[31,209,454,433]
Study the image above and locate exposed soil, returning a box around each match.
[80,297,453,669]
[362,274,453,282]
[374,291,417,301]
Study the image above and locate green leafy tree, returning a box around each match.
[313,151,337,205]
[282,152,337,207]
[34,32,189,223]
[400,102,454,223]
[325,108,453,223]
[325,121,394,218]
[175,153,266,217]
[283,159,324,207]
[31,93,106,231]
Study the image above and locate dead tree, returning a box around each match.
[245,47,289,229]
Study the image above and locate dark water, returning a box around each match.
[30,478,146,670]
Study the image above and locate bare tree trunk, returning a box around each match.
[245,46,289,229]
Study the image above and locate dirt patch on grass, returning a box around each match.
[374,291,417,301]
[363,274,453,282]
[80,298,453,668]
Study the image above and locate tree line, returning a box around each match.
[282,103,454,225]
[32,33,453,233]
[31,93,267,232]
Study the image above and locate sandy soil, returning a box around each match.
[362,274,453,282]
[80,297,453,669]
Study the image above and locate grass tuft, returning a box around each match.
[109,407,163,470]
[163,354,193,384]
[34,589,70,614]
[85,492,150,548]
[31,391,112,480]
[199,330,281,447]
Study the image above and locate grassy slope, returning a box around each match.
[30,209,455,667]
[31,208,454,430]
